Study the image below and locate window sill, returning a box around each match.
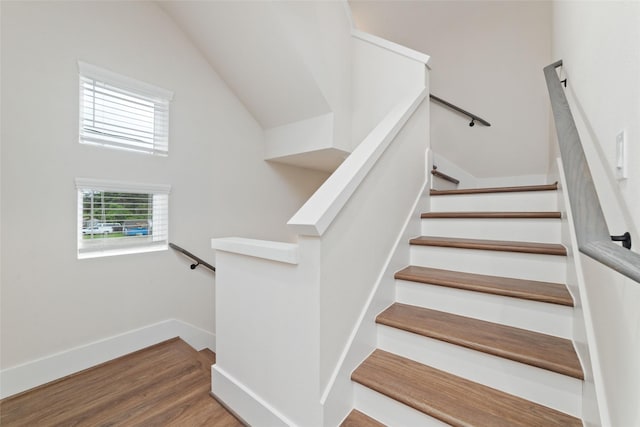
[78,243,167,259]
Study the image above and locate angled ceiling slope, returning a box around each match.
[160,1,351,171]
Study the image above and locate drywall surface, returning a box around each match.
[580,255,640,427]
[271,0,353,151]
[552,4,640,425]
[318,98,428,393]
[351,32,428,150]
[552,0,640,246]
[211,238,322,426]
[160,1,354,165]
[349,0,552,180]
[0,0,326,385]
[158,1,328,130]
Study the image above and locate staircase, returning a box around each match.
[342,182,584,426]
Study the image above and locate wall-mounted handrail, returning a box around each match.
[430,94,491,127]
[431,165,460,185]
[544,60,639,284]
[169,242,216,272]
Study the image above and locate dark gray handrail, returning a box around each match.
[430,94,491,127]
[544,60,639,283]
[169,242,216,272]
[431,165,460,185]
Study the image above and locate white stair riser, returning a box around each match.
[431,175,459,191]
[353,383,449,427]
[421,218,561,243]
[410,245,566,283]
[430,191,557,212]
[377,326,582,417]
[395,280,573,339]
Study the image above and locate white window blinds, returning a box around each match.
[76,178,170,258]
[79,62,172,156]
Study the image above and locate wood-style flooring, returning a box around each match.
[0,338,243,426]
[376,303,583,379]
[351,349,582,427]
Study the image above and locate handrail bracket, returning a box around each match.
[611,232,632,250]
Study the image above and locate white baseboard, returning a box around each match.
[0,319,215,399]
[212,365,292,427]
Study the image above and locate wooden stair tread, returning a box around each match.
[410,236,567,256]
[352,349,581,427]
[340,410,385,427]
[395,266,574,306]
[430,182,558,196]
[376,304,583,379]
[421,211,561,219]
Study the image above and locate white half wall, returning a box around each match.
[211,238,322,427]
[317,97,429,395]
[210,72,429,426]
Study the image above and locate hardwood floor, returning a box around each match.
[0,338,243,426]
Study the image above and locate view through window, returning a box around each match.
[76,179,169,258]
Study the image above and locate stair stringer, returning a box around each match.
[321,171,432,426]
[555,158,604,426]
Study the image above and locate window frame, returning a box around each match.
[78,61,173,156]
[75,178,171,259]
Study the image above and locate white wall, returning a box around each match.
[272,1,354,152]
[349,0,553,180]
[209,31,429,422]
[552,3,640,426]
[159,1,328,131]
[578,255,640,427]
[0,0,326,392]
[160,1,354,171]
[552,0,640,245]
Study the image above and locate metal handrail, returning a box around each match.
[169,242,216,272]
[431,165,460,185]
[430,94,491,127]
[544,60,639,283]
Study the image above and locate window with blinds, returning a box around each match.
[76,178,170,258]
[79,62,172,156]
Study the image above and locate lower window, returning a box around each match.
[76,178,170,258]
